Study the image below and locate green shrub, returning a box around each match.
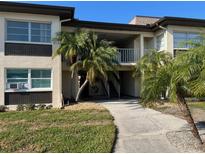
[0,105,7,112]
[45,105,52,109]
[16,104,24,111]
[36,104,46,110]
[24,104,35,111]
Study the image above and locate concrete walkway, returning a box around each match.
[99,99,189,153]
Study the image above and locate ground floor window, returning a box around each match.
[6,68,52,91]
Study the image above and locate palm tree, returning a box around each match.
[134,49,204,144]
[133,50,172,103]
[53,29,88,64]
[54,30,118,102]
[170,45,205,144]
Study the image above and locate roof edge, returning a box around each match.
[0,1,75,11]
[63,19,152,32]
[0,1,75,19]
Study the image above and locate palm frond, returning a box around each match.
[134,50,173,104]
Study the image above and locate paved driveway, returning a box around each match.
[99,99,189,153]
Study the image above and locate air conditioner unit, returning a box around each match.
[18,83,28,89]
[7,83,28,90]
[7,83,18,89]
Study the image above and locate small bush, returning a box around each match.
[45,105,52,109]
[0,105,7,112]
[24,104,35,111]
[36,104,46,110]
[16,104,24,111]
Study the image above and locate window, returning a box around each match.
[6,69,29,90]
[174,32,201,49]
[156,34,165,51]
[6,69,52,91]
[31,70,51,88]
[187,33,202,48]
[7,21,29,41]
[31,23,51,43]
[173,32,187,48]
[6,20,51,43]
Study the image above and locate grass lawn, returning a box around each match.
[151,101,205,121]
[0,103,116,153]
[188,102,205,110]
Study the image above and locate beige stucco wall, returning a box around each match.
[168,25,205,33]
[0,12,62,108]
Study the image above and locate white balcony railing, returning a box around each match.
[116,48,140,63]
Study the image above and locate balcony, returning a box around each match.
[116,48,140,64]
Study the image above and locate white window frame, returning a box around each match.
[6,69,29,90]
[30,22,51,43]
[5,19,52,45]
[6,20,29,42]
[5,68,53,92]
[31,69,52,91]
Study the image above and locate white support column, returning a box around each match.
[52,55,62,108]
[153,36,157,50]
[140,34,144,57]
[134,36,140,60]
[165,27,174,56]
[52,18,62,108]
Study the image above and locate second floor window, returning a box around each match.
[31,23,51,43]
[7,21,29,42]
[7,20,51,43]
[174,32,201,49]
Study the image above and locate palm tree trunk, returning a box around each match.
[75,79,89,102]
[176,91,203,144]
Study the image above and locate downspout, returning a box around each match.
[60,18,72,23]
[156,24,167,30]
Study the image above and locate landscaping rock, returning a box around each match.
[167,130,204,152]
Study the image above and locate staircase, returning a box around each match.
[108,81,119,98]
